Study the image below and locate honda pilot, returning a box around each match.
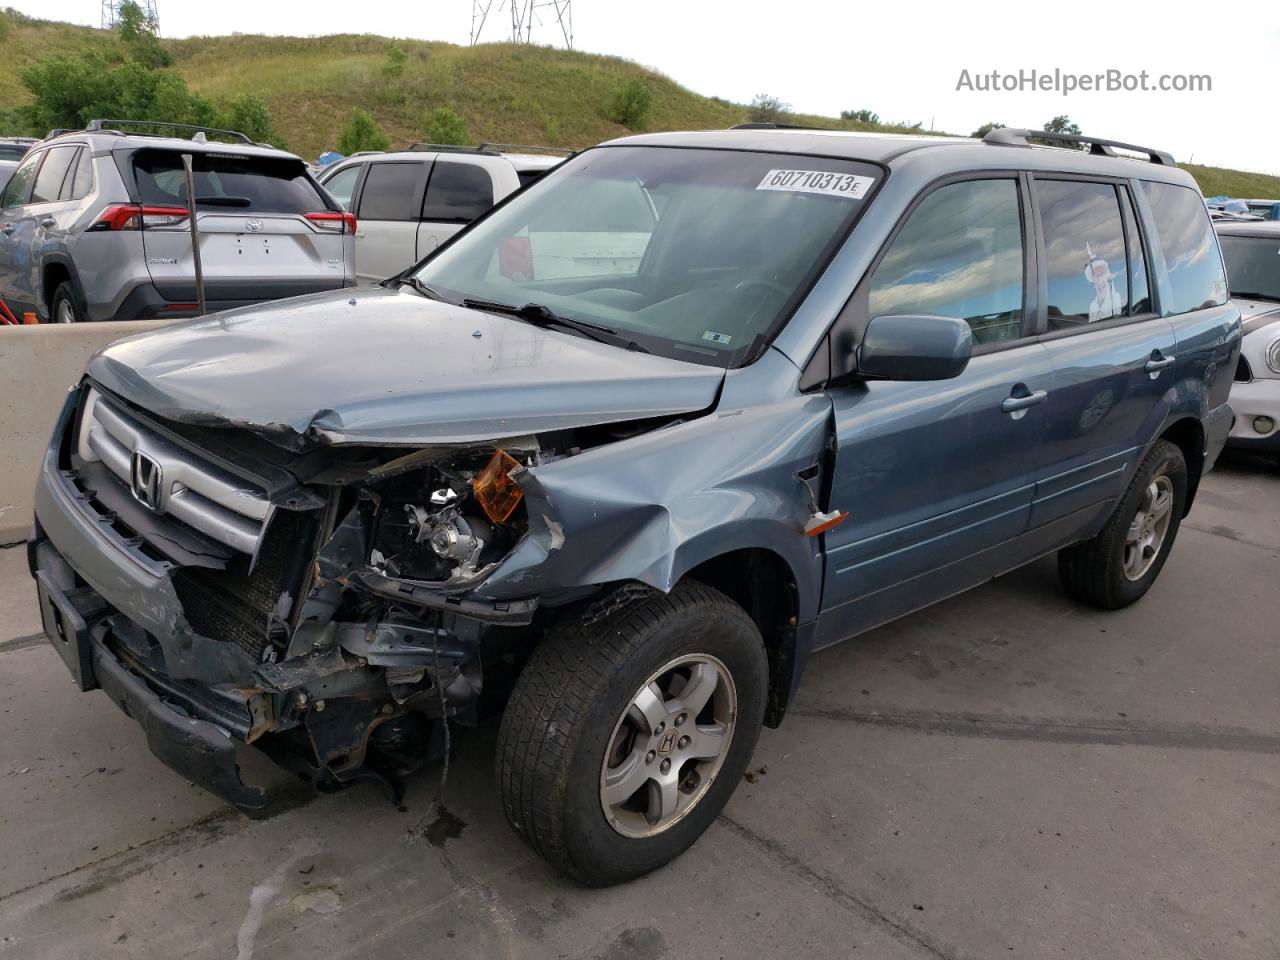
[0,120,354,324]
[29,125,1239,885]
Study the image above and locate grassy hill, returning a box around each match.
[1,10,1277,200]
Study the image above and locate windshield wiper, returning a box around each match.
[461,298,648,352]
[392,274,454,303]
[1231,291,1280,303]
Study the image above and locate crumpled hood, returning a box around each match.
[88,287,725,448]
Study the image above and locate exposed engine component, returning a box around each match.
[407,505,493,580]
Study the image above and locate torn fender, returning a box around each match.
[474,390,834,623]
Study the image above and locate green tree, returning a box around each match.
[423,107,469,146]
[115,0,170,69]
[223,94,284,147]
[383,41,407,81]
[16,53,215,133]
[337,107,389,154]
[970,121,1006,138]
[748,93,790,124]
[607,79,651,129]
[1044,114,1082,135]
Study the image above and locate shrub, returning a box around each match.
[839,108,879,124]
[337,107,390,154]
[223,94,284,147]
[422,106,469,146]
[607,78,651,129]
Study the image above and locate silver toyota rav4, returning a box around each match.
[0,120,355,323]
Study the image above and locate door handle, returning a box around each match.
[1144,355,1176,374]
[1001,390,1048,414]
[39,217,56,229]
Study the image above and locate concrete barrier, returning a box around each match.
[1,321,174,542]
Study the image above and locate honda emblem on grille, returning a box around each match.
[245,218,264,233]
[130,450,163,511]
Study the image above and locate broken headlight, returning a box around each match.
[368,447,529,587]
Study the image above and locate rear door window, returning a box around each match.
[30,146,78,204]
[322,164,362,211]
[1140,181,1228,314]
[422,161,495,223]
[868,178,1025,345]
[1036,180,1131,328]
[357,162,429,221]
[0,152,40,208]
[132,150,326,214]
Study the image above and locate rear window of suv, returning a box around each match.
[132,150,327,214]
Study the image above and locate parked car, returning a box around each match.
[0,136,37,161]
[1217,218,1280,453]
[0,119,354,323]
[1242,198,1280,221]
[317,143,564,281]
[29,125,1238,886]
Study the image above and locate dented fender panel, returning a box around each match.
[475,351,833,622]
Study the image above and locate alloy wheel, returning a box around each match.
[599,653,737,838]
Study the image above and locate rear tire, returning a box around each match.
[1058,439,1187,609]
[496,582,767,886]
[48,281,82,324]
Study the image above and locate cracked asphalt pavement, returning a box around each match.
[1,452,1277,959]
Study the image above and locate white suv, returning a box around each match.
[318,144,564,282]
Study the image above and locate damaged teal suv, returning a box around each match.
[30,126,1238,885]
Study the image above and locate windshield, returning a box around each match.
[1219,235,1280,302]
[414,146,880,367]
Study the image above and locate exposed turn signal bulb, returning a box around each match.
[473,449,524,523]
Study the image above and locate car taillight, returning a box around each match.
[305,211,356,235]
[89,204,190,231]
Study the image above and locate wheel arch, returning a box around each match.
[682,546,804,729]
[1158,416,1205,515]
[41,255,87,321]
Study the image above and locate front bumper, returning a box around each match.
[1227,378,1280,451]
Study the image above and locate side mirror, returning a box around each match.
[856,314,973,381]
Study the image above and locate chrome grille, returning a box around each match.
[77,388,271,555]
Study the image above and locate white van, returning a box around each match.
[318,144,564,282]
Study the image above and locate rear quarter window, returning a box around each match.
[1140,181,1228,315]
[132,150,326,214]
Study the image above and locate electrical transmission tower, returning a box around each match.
[471,0,573,49]
[101,0,161,32]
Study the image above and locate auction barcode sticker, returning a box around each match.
[756,169,875,199]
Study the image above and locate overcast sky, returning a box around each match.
[18,0,1280,174]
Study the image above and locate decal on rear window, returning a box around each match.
[756,169,875,199]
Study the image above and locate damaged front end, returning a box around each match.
[33,382,592,812]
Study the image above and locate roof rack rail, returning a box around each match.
[982,128,1175,166]
[476,142,574,157]
[730,122,835,131]
[405,142,501,155]
[84,119,259,146]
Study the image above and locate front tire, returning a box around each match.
[49,281,82,324]
[1058,439,1188,609]
[496,582,768,886]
